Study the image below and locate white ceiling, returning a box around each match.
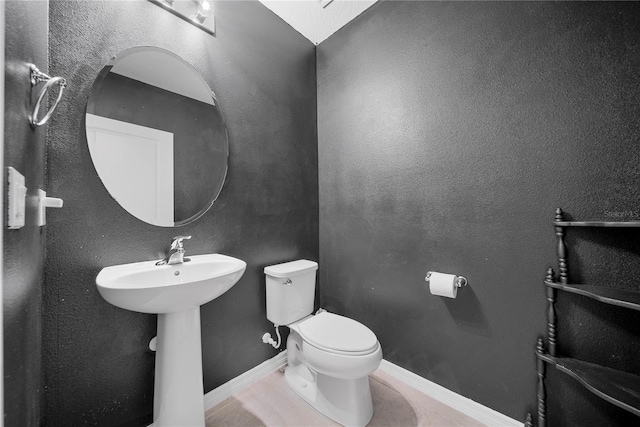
[258,0,378,45]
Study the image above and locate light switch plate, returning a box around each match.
[7,166,27,229]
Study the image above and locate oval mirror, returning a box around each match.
[85,46,228,227]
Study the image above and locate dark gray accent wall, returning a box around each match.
[46,1,317,425]
[3,1,48,426]
[317,1,640,425]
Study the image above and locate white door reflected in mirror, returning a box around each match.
[86,114,174,226]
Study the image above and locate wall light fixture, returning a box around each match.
[147,0,215,36]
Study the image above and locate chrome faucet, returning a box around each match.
[156,235,192,265]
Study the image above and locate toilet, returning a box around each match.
[265,260,382,427]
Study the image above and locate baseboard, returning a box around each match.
[378,360,523,427]
[204,351,288,411]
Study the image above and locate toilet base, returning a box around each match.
[285,364,374,427]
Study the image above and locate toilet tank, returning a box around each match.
[264,260,318,325]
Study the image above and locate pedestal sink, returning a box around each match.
[96,253,246,427]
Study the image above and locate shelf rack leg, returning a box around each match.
[536,338,547,427]
[555,208,569,285]
[545,268,557,357]
[524,413,533,427]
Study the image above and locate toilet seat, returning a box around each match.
[298,312,379,355]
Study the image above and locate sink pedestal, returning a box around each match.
[95,253,247,426]
[153,307,205,427]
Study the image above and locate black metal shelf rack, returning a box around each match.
[526,209,640,427]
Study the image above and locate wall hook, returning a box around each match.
[37,189,63,227]
[30,64,67,127]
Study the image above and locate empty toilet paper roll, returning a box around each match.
[429,272,458,298]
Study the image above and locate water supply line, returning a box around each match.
[261,324,281,349]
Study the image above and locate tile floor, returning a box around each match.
[205,368,485,426]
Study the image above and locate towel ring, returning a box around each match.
[30,64,67,127]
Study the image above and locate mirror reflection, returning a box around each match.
[86,46,228,227]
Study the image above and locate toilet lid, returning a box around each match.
[298,312,378,353]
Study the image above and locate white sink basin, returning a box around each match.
[96,253,246,314]
[95,253,246,427]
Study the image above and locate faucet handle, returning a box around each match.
[171,235,191,250]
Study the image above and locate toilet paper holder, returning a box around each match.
[425,271,468,288]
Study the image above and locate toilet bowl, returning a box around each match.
[285,312,382,426]
[264,260,382,427]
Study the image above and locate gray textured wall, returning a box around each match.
[317,1,640,425]
[3,1,48,425]
[46,1,317,425]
